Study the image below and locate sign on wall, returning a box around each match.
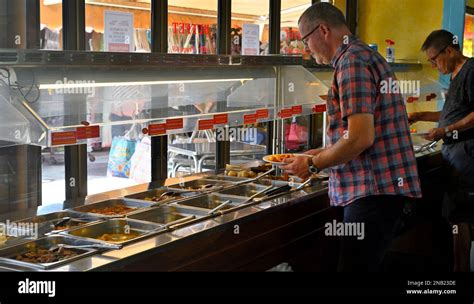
[104,11,134,52]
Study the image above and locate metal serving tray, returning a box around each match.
[166,179,232,192]
[9,211,104,237]
[217,183,270,198]
[68,199,154,218]
[127,205,210,228]
[62,218,164,246]
[0,236,100,270]
[203,175,249,182]
[124,187,198,205]
[175,194,246,211]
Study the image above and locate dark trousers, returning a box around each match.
[338,195,406,272]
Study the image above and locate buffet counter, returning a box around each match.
[0,140,444,272]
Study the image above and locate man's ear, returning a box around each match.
[320,24,330,38]
[446,46,456,57]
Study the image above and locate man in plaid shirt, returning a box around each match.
[281,3,422,271]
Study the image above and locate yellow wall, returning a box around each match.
[357,0,445,128]
[358,0,443,76]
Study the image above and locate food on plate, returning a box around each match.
[227,170,238,177]
[97,232,140,243]
[88,205,136,216]
[15,247,79,264]
[265,154,294,163]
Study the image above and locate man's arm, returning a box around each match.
[408,111,441,124]
[446,112,474,133]
[313,113,374,169]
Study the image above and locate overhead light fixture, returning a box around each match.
[39,78,254,90]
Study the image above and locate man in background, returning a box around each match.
[409,29,474,271]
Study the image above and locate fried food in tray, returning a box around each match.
[142,192,182,203]
[14,247,80,264]
[88,205,136,216]
[54,220,85,231]
[262,173,291,181]
[96,232,140,243]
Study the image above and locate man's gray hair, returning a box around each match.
[298,2,348,30]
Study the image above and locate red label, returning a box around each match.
[148,123,167,136]
[198,119,214,130]
[166,118,183,130]
[213,114,228,124]
[312,104,327,113]
[256,109,269,119]
[291,105,303,115]
[51,131,77,146]
[76,126,100,140]
[243,114,257,124]
[278,108,293,119]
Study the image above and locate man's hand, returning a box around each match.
[424,127,445,141]
[279,155,312,180]
[407,112,419,125]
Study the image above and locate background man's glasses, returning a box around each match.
[428,45,448,65]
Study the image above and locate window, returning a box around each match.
[168,0,218,54]
[280,1,312,57]
[40,0,63,50]
[230,1,269,55]
[85,0,151,52]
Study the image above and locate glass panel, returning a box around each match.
[280,66,328,118]
[41,146,65,207]
[5,65,277,147]
[40,0,63,50]
[284,116,309,153]
[168,0,217,54]
[85,0,151,52]
[230,0,270,55]
[280,1,311,57]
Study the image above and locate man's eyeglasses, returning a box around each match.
[428,45,448,65]
[301,24,321,47]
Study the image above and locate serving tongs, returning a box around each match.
[234,168,276,186]
[208,199,233,214]
[50,216,102,230]
[241,185,274,205]
[48,242,123,253]
[164,215,196,230]
[414,140,439,153]
[262,176,315,197]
